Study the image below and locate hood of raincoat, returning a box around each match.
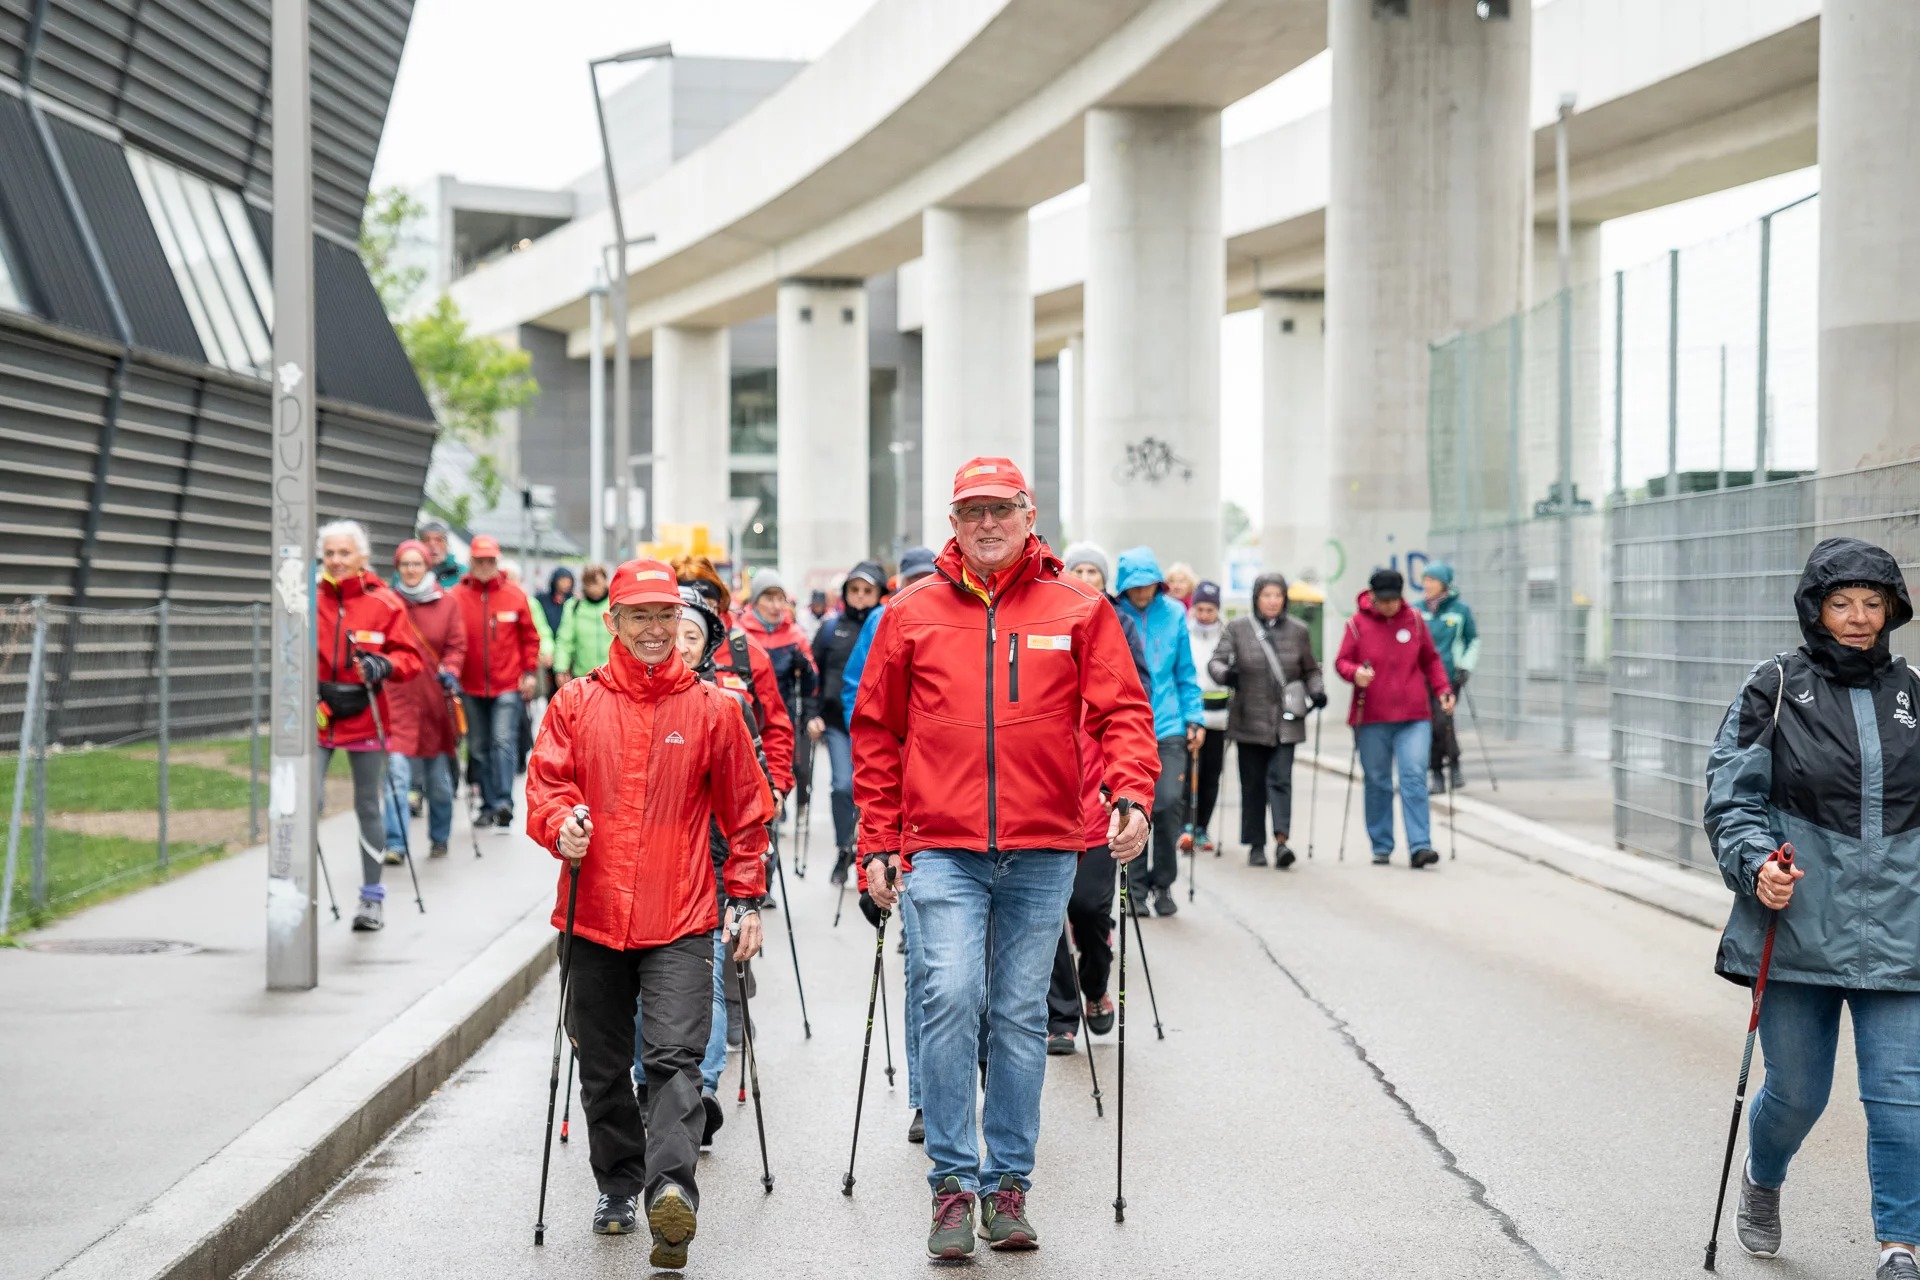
[1794,537,1913,686]
[1114,546,1166,596]
[1250,571,1290,624]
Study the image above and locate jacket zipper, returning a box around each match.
[481,581,491,695]
[1008,632,1020,703]
[985,598,999,851]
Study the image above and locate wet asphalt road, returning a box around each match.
[236,791,1883,1279]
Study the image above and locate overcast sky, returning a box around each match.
[378,1,1819,516]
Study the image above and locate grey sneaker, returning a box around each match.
[927,1176,976,1260]
[1737,1163,1781,1257]
[592,1191,637,1235]
[646,1183,697,1268]
[428,841,449,858]
[351,896,384,932]
[1880,1250,1920,1280]
[978,1174,1038,1251]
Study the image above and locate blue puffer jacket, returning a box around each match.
[1707,537,1920,990]
[1112,547,1204,741]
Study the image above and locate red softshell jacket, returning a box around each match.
[851,537,1159,858]
[713,631,795,795]
[316,572,424,749]
[451,573,542,697]
[1334,589,1453,726]
[526,642,774,951]
[387,592,468,758]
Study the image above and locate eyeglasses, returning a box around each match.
[953,500,1027,524]
[618,606,679,628]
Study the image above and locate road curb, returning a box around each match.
[48,895,557,1280]
[1298,748,1731,928]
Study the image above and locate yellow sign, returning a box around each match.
[639,522,729,563]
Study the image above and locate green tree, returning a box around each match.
[1223,500,1254,546]
[360,187,537,526]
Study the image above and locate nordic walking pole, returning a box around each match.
[770,839,812,1037]
[1072,938,1105,1118]
[878,953,896,1088]
[1113,799,1136,1224]
[843,859,893,1196]
[1705,844,1795,1272]
[1179,750,1198,903]
[316,843,341,920]
[1306,708,1323,860]
[794,737,815,878]
[534,806,588,1246]
[559,1049,575,1143]
[1445,705,1458,862]
[833,858,850,928]
[1126,894,1166,1041]
[731,936,774,1193]
[1337,688,1367,862]
[1462,684,1500,791]
[360,651,424,913]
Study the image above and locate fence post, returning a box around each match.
[157,599,170,871]
[2,598,50,933]
[1665,247,1680,493]
[31,631,47,909]
[250,601,263,844]
[1754,211,1773,487]
[1505,312,1524,740]
[1612,269,1624,498]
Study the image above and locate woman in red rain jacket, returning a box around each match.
[315,521,423,931]
[525,558,773,1252]
[381,539,468,859]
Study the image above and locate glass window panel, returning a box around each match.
[150,161,249,370]
[729,368,777,456]
[127,150,227,367]
[181,175,271,370]
[214,186,273,331]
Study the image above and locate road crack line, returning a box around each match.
[1214,895,1562,1278]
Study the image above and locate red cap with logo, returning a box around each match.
[469,535,501,559]
[951,456,1028,503]
[608,558,683,607]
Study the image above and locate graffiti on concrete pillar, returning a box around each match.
[1112,436,1194,486]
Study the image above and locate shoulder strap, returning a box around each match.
[726,631,768,727]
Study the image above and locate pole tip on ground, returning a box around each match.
[762,1175,774,1194]
[1703,1242,1717,1271]
[841,1176,855,1197]
[534,1226,545,1246]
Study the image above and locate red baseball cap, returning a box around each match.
[469,535,501,558]
[951,456,1028,503]
[608,558,682,607]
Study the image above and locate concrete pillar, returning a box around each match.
[1083,106,1224,578]
[921,206,1034,546]
[1326,0,1531,598]
[1818,0,1920,472]
[1259,291,1326,583]
[776,279,870,591]
[1066,333,1086,543]
[650,325,731,534]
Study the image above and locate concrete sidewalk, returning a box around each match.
[0,787,554,1280]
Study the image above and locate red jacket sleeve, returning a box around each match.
[525,682,585,857]
[747,641,795,794]
[438,597,469,679]
[1415,615,1452,699]
[515,585,541,676]
[851,607,910,854]
[377,594,425,684]
[1075,597,1158,809]
[1335,617,1363,683]
[709,692,774,898]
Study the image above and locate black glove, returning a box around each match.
[724,897,763,932]
[437,670,460,693]
[858,891,883,929]
[1310,689,1328,710]
[1453,670,1470,694]
[357,652,393,686]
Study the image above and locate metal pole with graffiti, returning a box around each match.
[266,0,320,991]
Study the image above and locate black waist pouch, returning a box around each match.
[317,681,371,719]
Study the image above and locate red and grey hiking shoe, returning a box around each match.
[1084,994,1115,1036]
[927,1176,976,1260]
[978,1175,1038,1250]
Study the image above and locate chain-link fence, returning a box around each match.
[1611,460,1920,870]
[1,600,266,933]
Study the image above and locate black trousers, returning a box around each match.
[1047,846,1118,1035]
[565,932,713,1206]
[1131,735,1189,893]
[1195,729,1226,831]
[1236,740,1297,847]
[1431,670,1467,768]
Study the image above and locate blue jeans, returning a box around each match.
[1748,981,1920,1243]
[823,724,856,849]
[463,691,523,813]
[634,930,730,1095]
[1355,719,1432,856]
[382,754,454,848]
[900,886,925,1111]
[909,848,1076,1193]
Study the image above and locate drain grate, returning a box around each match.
[26,938,201,957]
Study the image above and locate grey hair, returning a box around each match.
[317,519,370,560]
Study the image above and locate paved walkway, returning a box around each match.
[0,785,550,1280]
[238,786,1878,1279]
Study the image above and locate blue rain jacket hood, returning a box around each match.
[1113,547,1204,739]
[1707,537,1920,990]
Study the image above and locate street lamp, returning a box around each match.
[589,41,673,559]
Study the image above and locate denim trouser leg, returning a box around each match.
[1355,723,1398,855]
[900,887,925,1111]
[1355,721,1432,856]
[824,724,856,848]
[1394,719,1432,850]
[1748,982,1920,1243]
[487,691,523,812]
[381,753,411,851]
[702,931,728,1093]
[415,755,454,845]
[464,694,498,810]
[910,849,1076,1194]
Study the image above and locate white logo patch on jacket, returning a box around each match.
[1395,628,1411,644]
[1898,690,1916,730]
[665,731,685,745]
[1026,635,1071,651]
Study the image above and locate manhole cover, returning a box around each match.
[26,938,201,956]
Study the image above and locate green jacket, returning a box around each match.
[553,595,613,676]
[1419,592,1479,685]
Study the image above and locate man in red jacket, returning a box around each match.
[451,535,542,828]
[855,456,1157,1261]
[1335,568,1454,868]
[526,558,773,1265]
